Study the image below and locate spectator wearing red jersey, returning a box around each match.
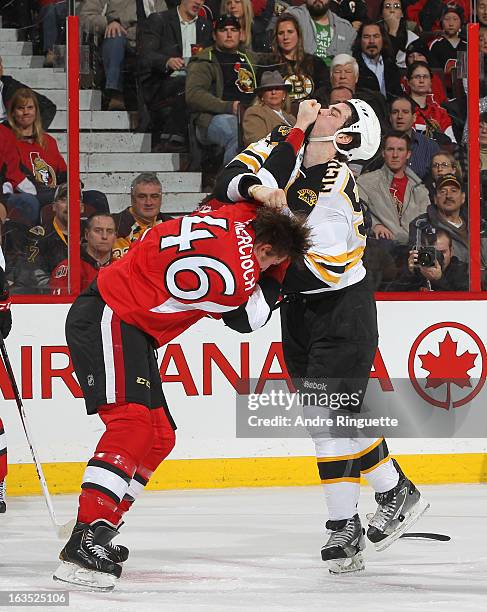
[51,213,116,295]
[0,123,37,226]
[406,61,456,143]
[37,1,68,67]
[402,40,447,105]
[6,88,108,225]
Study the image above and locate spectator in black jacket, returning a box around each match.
[388,228,468,291]
[138,0,213,152]
[352,21,402,101]
[0,55,57,129]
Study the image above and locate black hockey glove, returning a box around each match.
[0,290,12,339]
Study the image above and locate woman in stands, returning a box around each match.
[424,150,463,199]
[221,0,275,51]
[271,12,329,105]
[406,61,456,143]
[402,40,447,105]
[6,88,107,226]
[377,0,418,68]
[242,70,295,147]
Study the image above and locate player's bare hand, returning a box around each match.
[373,224,395,240]
[295,99,321,132]
[249,185,287,209]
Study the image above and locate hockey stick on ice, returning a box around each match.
[400,532,451,541]
[0,334,75,539]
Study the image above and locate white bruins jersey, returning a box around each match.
[218,126,366,293]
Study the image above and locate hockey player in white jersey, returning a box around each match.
[214,99,429,573]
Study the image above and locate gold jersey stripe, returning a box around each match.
[307,246,365,266]
[235,153,260,173]
[317,438,385,462]
[306,255,341,284]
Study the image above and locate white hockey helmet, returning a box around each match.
[308,98,381,161]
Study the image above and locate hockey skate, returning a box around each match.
[90,520,129,563]
[53,522,123,591]
[367,459,430,552]
[0,480,6,513]
[321,514,366,574]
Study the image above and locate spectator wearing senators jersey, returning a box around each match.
[357,131,430,245]
[185,13,262,165]
[5,88,108,226]
[401,40,447,106]
[111,172,172,260]
[51,213,116,295]
[405,62,456,144]
[428,4,467,99]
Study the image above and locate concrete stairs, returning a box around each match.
[0,27,203,216]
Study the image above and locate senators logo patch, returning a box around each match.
[297,188,317,207]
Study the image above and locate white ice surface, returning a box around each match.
[0,484,486,612]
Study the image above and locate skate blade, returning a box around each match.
[327,552,365,575]
[373,498,430,552]
[53,561,117,592]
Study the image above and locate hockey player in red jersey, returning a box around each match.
[53,202,310,591]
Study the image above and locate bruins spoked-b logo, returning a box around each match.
[297,188,318,207]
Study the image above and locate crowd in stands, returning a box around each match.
[0,0,486,293]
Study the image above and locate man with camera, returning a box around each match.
[402,228,468,291]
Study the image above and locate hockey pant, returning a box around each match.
[77,403,175,526]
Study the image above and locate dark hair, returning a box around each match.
[252,207,311,263]
[435,228,453,248]
[330,85,354,97]
[272,13,314,80]
[353,20,395,60]
[390,96,416,114]
[406,60,433,81]
[384,129,412,150]
[85,212,116,231]
[480,111,487,123]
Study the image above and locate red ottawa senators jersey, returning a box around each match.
[97,202,272,347]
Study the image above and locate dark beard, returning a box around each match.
[307,1,330,18]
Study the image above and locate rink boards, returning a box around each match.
[2,300,487,495]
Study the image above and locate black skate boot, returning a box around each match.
[0,480,6,513]
[91,520,129,563]
[321,514,365,574]
[367,458,430,552]
[53,522,122,591]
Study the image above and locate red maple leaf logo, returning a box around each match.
[418,332,477,408]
